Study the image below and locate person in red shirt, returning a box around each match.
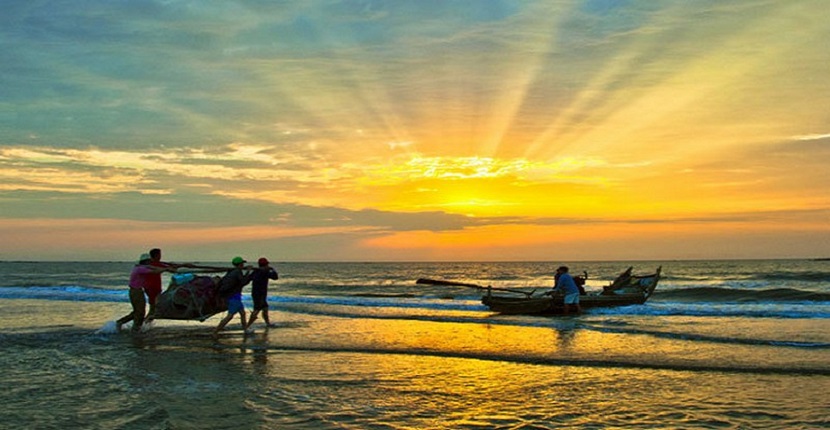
[116,253,174,332]
[145,248,191,321]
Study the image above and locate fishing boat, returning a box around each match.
[153,273,228,321]
[417,266,661,315]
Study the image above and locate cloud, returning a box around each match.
[2,0,829,260]
[0,187,486,232]
[793,133,830,142]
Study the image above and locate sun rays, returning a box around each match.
[1,1,829,260]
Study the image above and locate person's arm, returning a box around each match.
[269,268,278,280]
[138,265,170,274]
[545,277,559,296]
[241,270,253,286]
[160,261,193,270]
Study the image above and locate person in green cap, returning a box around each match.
[214,256,253,336]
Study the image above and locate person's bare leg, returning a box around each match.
[146,303,156,322]
[246,310,259,329]
[214,313,234,335]
[240,311,250,333]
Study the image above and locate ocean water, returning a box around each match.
[0,260,828,429]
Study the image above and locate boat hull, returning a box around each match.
[153,275,228,321]
[482,293,648,315]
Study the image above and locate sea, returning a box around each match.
[0,259,828,429]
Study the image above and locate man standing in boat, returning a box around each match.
[552,266,581,314]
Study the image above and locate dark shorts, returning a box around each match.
[227,297,245,315]
[252,295,268,311]
[252,287,268,311]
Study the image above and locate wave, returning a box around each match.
[668,270,830,284]
[232,344,830,376]
[749,270,830,282]
[6,326,827,377]
[2,285,829,320]
[352,293,419,298]
[654,287,830,302]
[0,286,124,302]
[598,302,830,319]
[584,323,830,349]
[275,305,830,350]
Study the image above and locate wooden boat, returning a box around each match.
[418,266,661,315]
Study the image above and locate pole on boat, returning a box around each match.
[173,264,233,273]
[415,278,536,297]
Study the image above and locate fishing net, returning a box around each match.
[153,274,227,321]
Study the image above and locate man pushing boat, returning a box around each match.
[549,266,581,314]
[213,256,253,336]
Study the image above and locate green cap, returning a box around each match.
[138,253,151,263]
[231,256,246,265]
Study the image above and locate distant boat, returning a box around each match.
[418,266,661,315]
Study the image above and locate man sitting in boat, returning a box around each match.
[551,266,582,314]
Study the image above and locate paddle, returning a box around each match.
[173,264,233,273]
[416,278,536,297]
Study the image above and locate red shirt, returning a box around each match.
[147,260,169,290]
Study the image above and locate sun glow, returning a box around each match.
[1,1,829,260]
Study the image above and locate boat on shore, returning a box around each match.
[153,273,228,321]
[418,266,661,315]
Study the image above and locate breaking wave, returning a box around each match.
[653,287,830,302]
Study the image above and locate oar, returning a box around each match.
[178,268,229,274]
[174,264,232,273]
[416,278,536,296]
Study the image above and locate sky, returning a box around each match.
[1,0,829,262]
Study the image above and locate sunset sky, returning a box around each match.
[1,0,829,262]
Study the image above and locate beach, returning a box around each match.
[1,260,828,429]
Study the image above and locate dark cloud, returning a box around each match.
[0,190,485,232]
